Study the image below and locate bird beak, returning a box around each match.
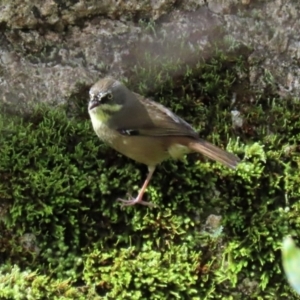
[89,98,100,110]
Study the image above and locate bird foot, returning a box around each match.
[117,194,154,207]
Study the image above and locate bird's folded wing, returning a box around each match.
[118,93,199,138]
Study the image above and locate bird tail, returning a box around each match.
[188,139,240,169]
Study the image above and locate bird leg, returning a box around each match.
[117,166,156,207]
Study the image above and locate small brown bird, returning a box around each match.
[88,77,240,206]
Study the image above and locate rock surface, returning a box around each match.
[0,0,299,113]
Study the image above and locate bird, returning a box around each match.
[88,77,240,207]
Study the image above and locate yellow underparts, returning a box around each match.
[168,143,190,160]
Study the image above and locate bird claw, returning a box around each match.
[117,194,155,207]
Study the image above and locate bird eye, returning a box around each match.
[101,92,113,104]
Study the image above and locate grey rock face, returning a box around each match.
[0,1,299,114]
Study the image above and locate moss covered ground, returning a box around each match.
[1,43,300,299]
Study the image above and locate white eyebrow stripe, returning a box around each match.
[111,80,121,88]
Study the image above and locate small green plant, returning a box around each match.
[282,236,300,295]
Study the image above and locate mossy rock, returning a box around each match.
[0,42,300,299]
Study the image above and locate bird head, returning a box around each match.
[88,77,126,123]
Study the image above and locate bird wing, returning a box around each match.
[116,93,199,138]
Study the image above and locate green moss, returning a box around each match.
[1,32,300,299]
[0,265,99,300]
